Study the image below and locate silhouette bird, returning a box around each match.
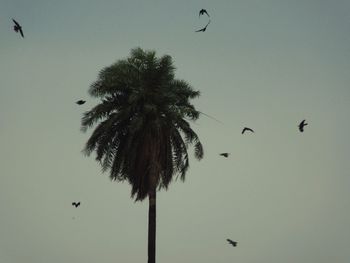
[195,20,211,32]
[298,119,308,132]
[76,100,86,105]
[242,127,254,134]
[227,239,237,247]
[72,202,80,207]
[219,153,230,158]
[199,9,210,18]
[12,19,24,38]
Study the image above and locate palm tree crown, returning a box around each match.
[81,47,203,201]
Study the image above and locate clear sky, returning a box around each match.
[1,0,350,262]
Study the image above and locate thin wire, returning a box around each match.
[198,111,224,124]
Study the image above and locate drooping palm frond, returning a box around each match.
[175,119,203,160]
[81,96,123,132]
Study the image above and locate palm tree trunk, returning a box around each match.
[148,131,160,263]
[148,189,156,263]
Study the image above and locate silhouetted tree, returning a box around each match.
[81,48,203,263]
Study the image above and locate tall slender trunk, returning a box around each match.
[148,128,160,263]
[148,189,156,263]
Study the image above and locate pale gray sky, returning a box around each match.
[1,0,350,262]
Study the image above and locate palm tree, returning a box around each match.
[81,47,203,263]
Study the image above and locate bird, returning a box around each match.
[72,202,80,207]
[226,239,238,247]
[195,19,211,32]
[219,153,230,158]
[76,100,86,105]
[12,19,24,38]
[199,9,210,18]
[242,127,254,134]
[298,119,308,132]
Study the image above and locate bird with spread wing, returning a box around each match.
[199,9,210,18]
[72,202,81,208]
[12,19,24,38]
[226,239,238,247]
[195,20,211,32]
[242,127,254,134]
[298,119,308,132]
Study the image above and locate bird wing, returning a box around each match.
[243,127,254,133]
[204,10,210,17]
[205,19,211,27]
[302,120,308,126]
[195,28,204,32]
[298,120,306,130]
[19,28,24,38]
[12,19,20,27]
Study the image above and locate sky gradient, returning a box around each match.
[1,0,350,262]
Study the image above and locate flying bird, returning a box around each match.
[219,153,230,158]
[227,239,237,247]
[76,100,86,105]
[199,9,210,18]
[12,19,24,38]
[242,127,254,134]
[72,202,80,208]
[298,119,308,132]
[195,19,211,32]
